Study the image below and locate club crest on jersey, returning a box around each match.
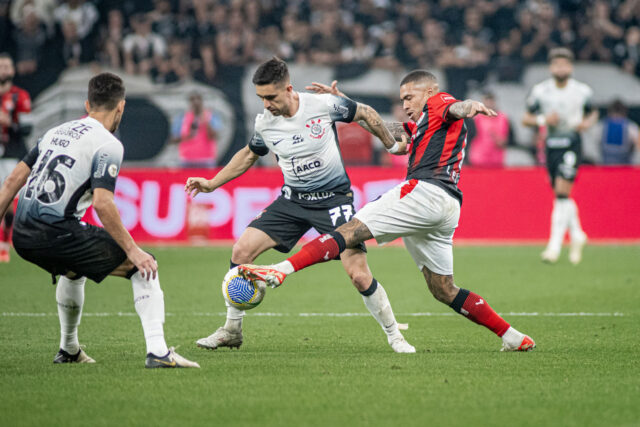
[306,119,325,139]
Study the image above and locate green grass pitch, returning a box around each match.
[1,245,639,427]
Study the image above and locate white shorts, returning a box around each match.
[354,179,460,275]
[0,158,18,184]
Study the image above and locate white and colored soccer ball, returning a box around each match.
[221,267,266,310]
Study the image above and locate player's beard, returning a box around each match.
[552,73,570,85]
[0,76,12,85]
[110,112,122,133]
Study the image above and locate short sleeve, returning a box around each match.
[248,132,269,156]
[90,142,123,192]
[526,87,541,114]
[583,87,595,114]
[325,94,357,123]
[21,144,39,167]
[430,92,460,122]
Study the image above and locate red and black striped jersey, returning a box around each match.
[402,92,467,204]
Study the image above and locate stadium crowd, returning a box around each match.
[2,0,640,165]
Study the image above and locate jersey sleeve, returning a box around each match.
[431,92,460,122]
[90,141,123,192]
[325,94,357,123]
[525,86,542,114]
[583,86,595,114]
[21,144,39,167]
[248,132,269,156]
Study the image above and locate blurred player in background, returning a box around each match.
[0,72,199,368]
[185,57,415,353]
[0,53,31,262]
[241,71,536,352]
[522,48,598,264]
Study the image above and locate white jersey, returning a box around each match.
[248,92,357,205]
[526,78,594,136]
[16,116,123,225]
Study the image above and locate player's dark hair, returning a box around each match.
[252,57,289,86]
[608,99,627,116]
[400,70,438,87]
[88,72,125,111]
[548,47,574,62]
[0,52,12,61]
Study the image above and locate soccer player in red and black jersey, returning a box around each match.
[240,70,536,352]
[0,53,31,262]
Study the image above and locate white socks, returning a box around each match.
[56,276,86,354]
[548,197,585,253]
[223,303,245,332]
[566,198,585,241]
[501,326,524,347]
[361,282,403,343]
[274,260,295,275]
[131,271,168,357]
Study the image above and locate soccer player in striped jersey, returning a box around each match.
[240,71,536,352]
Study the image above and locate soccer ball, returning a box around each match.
[221,267,266,310]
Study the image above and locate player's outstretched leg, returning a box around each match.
[239,230,347,287]
[196,260,244,350]
[131,271,200,368]
[53,275,95,364]
[360,279,415,353]
[424,269,535,352]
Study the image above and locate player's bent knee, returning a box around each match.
[348,270,372,292]
[231,241,256,264]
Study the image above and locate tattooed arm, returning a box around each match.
[353,103,408,154]
[447,99,497,120]
[357,120,408,142]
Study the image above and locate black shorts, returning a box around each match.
[13,220,127,283]
[248,195,366,254]
[546,134,581,184]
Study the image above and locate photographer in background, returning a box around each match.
[0,53,31,262]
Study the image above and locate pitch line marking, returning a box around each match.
[0,311,626,317]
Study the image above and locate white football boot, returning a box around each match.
[540,248,560,264]
[53,348,96,364]
[196,327,243,350]
[145,347,200,368]
[389,336,416,353]
[569,232,587,265]
[500,327,536,352]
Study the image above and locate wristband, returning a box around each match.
[536,115,546,127]
[387,142,400,154]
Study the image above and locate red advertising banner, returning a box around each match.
[84,166,640,243]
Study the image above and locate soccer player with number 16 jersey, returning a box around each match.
[242,70,536,352]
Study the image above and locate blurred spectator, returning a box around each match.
[13,6,46,76]
[215,8,254,67]
[373,28,403,71]
[0,53,31,262]
[0,1,11,54]
[600,100,640,165]
[614,26,640,76]
[53,0,98,41]
[172,92,222,167]
[100,9,125,69]
[341,23,376,65]
[469,92,510,167]
[59,19,94,67]
[254,26,294,63]
[310,11,347,65]
[123,14,166,75]
[10,0,56,33]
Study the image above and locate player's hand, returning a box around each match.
[128,247,158,280]
[469,101,497,118]
[394,134,410,155]
[305,80,346,97]
[0,112,11,127]
[546,112,560,127]
[185,177,215,198]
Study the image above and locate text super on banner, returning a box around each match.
[84,167,640,243]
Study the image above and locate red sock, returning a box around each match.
[287,232,346,272]
[449,288,510,337]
